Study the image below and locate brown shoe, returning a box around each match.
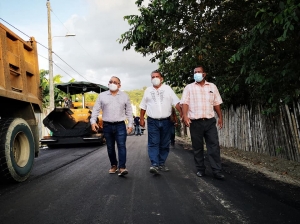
[118,168,128,176]
[109,165,118,174]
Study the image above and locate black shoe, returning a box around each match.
[213,172,225,180]
[150,166,160,174]
[196,171,205,177]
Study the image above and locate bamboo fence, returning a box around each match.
[218,101,300,162]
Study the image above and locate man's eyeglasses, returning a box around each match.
[109,81,119,85]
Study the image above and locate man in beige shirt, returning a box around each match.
[181,65,224,180]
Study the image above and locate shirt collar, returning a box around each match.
[194,80,209,86]
[107,90,120,95]
[151,83,164,90]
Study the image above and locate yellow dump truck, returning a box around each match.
[0,23,42,182]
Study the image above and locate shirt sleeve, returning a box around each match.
[213,84,223,106]
[90,94,102,124]
[139,88,148,110]
[125,93,133,128]
[180,85,190,105]
[169,86,180,106]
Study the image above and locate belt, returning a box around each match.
[103,121,124,124]
[191,118,213,121]
[148,116,170,121]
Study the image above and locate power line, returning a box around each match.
[0,17,88,82]
[38,54,75,80]
[51,10,95,65]
[52,51,88,81]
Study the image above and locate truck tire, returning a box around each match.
[0,118,35,182]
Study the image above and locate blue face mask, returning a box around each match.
[194,73,203,82]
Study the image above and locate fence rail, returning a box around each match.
[218,101,300,162]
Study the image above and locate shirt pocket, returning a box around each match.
[209,91,214,105]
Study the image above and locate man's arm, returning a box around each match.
[175,102,182,118]
[139,109,146,128]
[125,95,133,128]
[182,104,191,127]
[214,104,223,129]
[90,95,102,132]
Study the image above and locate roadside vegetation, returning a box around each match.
[119,0,300,115]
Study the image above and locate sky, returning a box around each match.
[0,0,157,91]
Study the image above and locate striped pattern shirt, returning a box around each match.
[90,90,133,127]
[181,81,223,119]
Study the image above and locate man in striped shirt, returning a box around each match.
[181,66,224,180]
[90,76,133,176]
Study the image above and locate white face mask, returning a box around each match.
[194,73,204,82]
[108,83,118,91]
[151,77,161,86]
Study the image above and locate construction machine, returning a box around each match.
[40,81,108,148]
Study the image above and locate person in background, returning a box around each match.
[90,76,133,176]
[132,115,136,134]
[63,96,72,108]
[134,116,141,136]
[170,107,178,147]
[181,65,224,180]
[139,70,182,174]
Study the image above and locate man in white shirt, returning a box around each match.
[139,70,182,174]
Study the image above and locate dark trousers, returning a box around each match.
[170,125,175,144]
[189,117,222,173]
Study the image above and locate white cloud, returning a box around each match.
[0,0,157,90]
[47,0,157,90]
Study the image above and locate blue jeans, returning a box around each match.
[147,117,172,167]
[135,125,141,135]
[103,122,127,169]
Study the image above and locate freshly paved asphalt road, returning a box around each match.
[0,132,299,224]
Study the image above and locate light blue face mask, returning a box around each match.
[194,73,203,82]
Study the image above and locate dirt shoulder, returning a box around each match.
[176,136,300,187]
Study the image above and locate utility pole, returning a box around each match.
[47,0,54,110]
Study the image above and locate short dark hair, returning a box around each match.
[151,70,163,77]
[194,65,205,72]
[111,76,121,84]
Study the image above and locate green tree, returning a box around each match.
[230,0,300,113]
[120,0,300,113]
[125,88,145,115]
[40,69,50,108]
[39,70,72,108]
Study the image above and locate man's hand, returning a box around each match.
[127,127,133,134]
[140,118,145,128]
[182,115,191,127]
[217,118,223,129]
[91,123,99,132]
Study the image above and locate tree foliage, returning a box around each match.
[39,69,74,108]
[125,88,145,115]
[119,0,300,113]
